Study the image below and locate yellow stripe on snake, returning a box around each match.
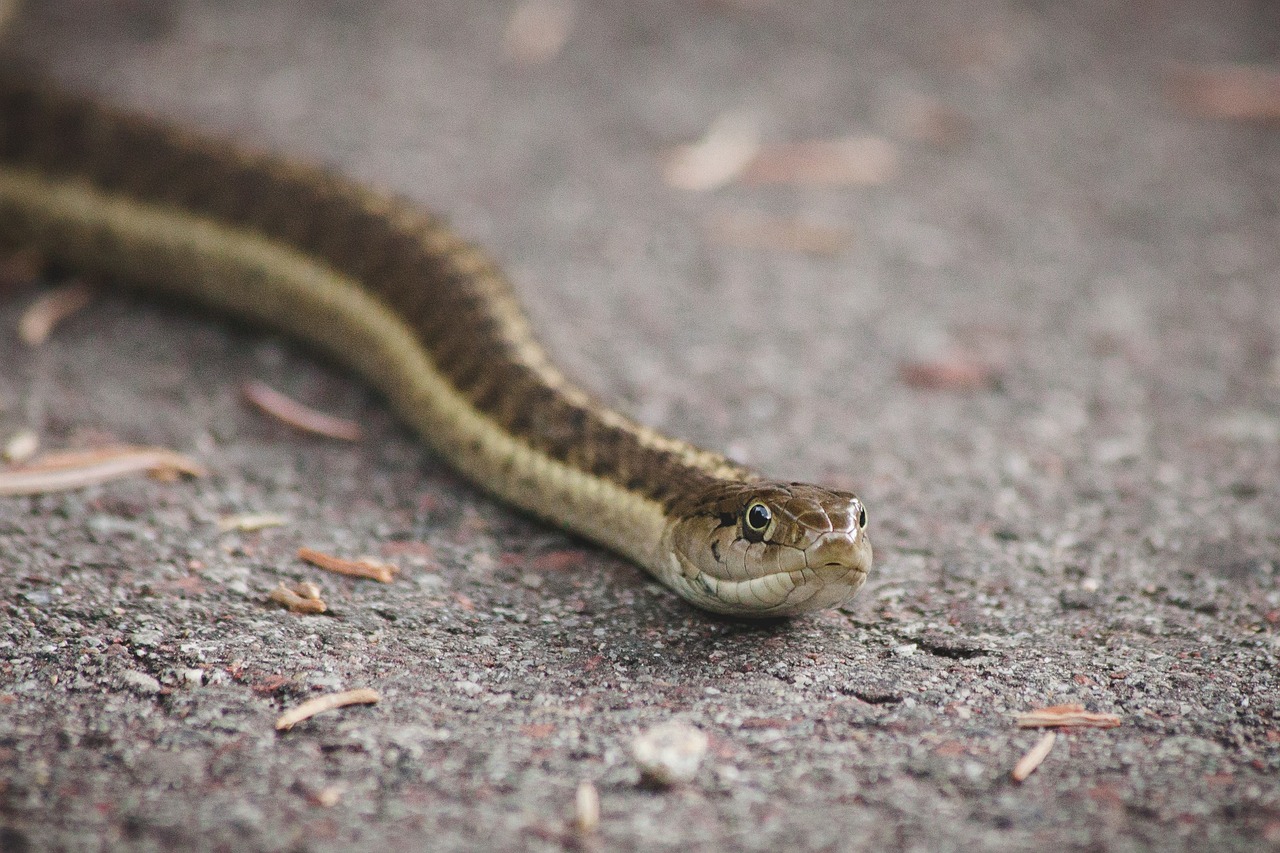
[0,79,871,616]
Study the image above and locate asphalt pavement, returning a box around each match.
[1,1,1277,850]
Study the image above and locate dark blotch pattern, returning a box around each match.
[0,79,752,509]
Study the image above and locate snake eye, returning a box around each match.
[743,501,772,542]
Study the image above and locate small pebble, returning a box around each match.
[120,670,162,694]
[631,721,708,785]
[574,780,600,833]
[3,429,39,463]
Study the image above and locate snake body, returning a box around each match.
[0,79,871,616]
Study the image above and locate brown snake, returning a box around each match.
[0,79,871,616]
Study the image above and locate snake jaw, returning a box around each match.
[663,561,868,617]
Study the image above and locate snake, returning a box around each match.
[0,78,872,617]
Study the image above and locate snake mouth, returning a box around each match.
[804,530,870,574]
[684,560,869,617]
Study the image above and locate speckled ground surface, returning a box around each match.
[1,1,1278,850]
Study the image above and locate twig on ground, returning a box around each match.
[0,446,206,495]
[1169,63,1280,121]
[741,137,899,186]
[704,211,855,256]
[218,512,289,533]
[268,581,327,614]
[298,547,399,583]
[900,356,1000,391]
[1016,704,1121,729]
[18,280,94,345]
[664,111,761,191]
[275,688,380,731]
[1011,731,1056,782]
[241,380,363,441]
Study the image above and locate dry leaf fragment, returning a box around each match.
[1169,64,1280,121]
[741,137,899,186]
[0,446,206,496]
[268,582,328,614]
[899,357,999,391]
[503,0,575,64]
[275,688,380,731]
[269,581,326,613]
[664,111,761,191]
[217,512,289,533]
[298,547,398,583]
[294,581,323,600]
[18,280,94,345]
[897,96,971,147]
[705,212,855,256]
[574,781,600,833]
[1016,703,1121,729]
[241,380,363,441]
[1011,731,1056,782]
[310,784,346,808]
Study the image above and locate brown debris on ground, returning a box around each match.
[298,547,400,583]
[17,280,94,345]
[1011,731,1057,782]
[899,356,1001,391]
[1016,704,1123,730]
[275,688,381,731]
[1168,63,1280,121]
[268,580,328,614]
[0,445,206,495]
[242,380,363,441]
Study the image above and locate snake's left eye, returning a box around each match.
[743,501,772,542]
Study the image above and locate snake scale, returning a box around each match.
[0,78,871,616]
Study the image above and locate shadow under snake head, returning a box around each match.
[658,480,872,617]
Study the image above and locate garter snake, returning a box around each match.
[0,78,871,616]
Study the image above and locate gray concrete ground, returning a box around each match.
[1,1,1278,850]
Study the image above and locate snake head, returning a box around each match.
[658,480,872,617]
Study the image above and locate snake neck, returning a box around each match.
[0,78,759,569]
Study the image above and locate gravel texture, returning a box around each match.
[1,1,1278,850]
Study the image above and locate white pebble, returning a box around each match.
[120,670,161,694]
[3,429,38,463]
[574,781,600,833]
[631,721,708,785]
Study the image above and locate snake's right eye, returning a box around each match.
[743,501,772,542]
